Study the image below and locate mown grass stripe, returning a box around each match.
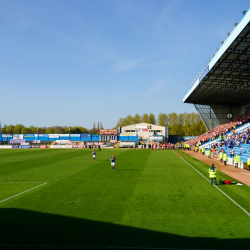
[172,150,250,217]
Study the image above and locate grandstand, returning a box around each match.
[183,7,250,165]
[183,8,250,130]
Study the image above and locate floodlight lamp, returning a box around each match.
[202,69,204,71]
[221,41,224,44]
[208,60,211,62]
[234,22,238,26]
[199,72,202,74]
[205,64,207,66]
[212,54,215,57]
[242,10,247,15]
[216,48,219,51]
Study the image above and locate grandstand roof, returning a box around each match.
[183,8,250,106]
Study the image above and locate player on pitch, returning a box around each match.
[110,154,116,171]
[92,150,96,161]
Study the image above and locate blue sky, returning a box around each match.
[1,0,249,129]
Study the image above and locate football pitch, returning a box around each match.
[0,149,250,250]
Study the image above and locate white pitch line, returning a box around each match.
[0,182,45,183]
[172,150,250,217]
[0,182,47,204]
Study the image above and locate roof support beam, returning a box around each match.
[208,73,250,80]
[214,67,250,73]
[218,59,250,66]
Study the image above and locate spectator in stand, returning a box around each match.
[230,148,235,158]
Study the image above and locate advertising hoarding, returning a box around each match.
[35,134,48,137]
[23,134,35,137]
[33,140,41,143]
[49,134,60,138]
[40,145,46,148]
[70,134,81,137]
[13,134,24,139]
[99,129,117,135]
[199,66,209,83]
[80,134,91,137]
[120,133,137,136]
[10,139,26,144]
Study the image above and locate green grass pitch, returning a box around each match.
[0,148,250,250]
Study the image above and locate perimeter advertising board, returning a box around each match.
[10,139,26,144]
[99,129,117,135]
[199,66,209,83]
[13,134,24,139]
[81,134,91,137]
[120,133,137,136]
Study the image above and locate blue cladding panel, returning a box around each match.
[24,134,35,142]
[119,136,129,141]
[49,138,57,141]
[71,137,80,141]
[24,137,35,141]
[0,135,2,141]
[91,135,99,141]
[128,136,138,142]
[81,137,91,141]
[60,136,70,140]
[39,138,49,141]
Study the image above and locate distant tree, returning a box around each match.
[54,126,64,134]
[21,127,32,134]
[6,125,14,134]
[71,127,81,134]
[158,113,169,126]
[133,113,141,124]
[149,113,156,124]
[13,124,24,134]
[142,113,150,123]
[80,126,89,134]
[38,127,46,134]
[46,127,54,134]
[29,126,37,134]
[125,115,134,125]
[2,124,7,134]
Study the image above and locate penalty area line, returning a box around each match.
[0,182,47,204]
[172,150,250,217]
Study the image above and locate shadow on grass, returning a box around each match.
[0,209,249,250]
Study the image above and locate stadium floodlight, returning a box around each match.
[193,81,195,83]
[221,41,224,44]
[216,48,219,51]
[212,54,215,57]
[242,10,247,15]
[227,32,230,36]
[191,84,194,86]
[208,60,211,62]
[202,69,204,71]
[234,22,238,26]
[194,79,197,80]
[199,72,202,74]
[205,64,208,66]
